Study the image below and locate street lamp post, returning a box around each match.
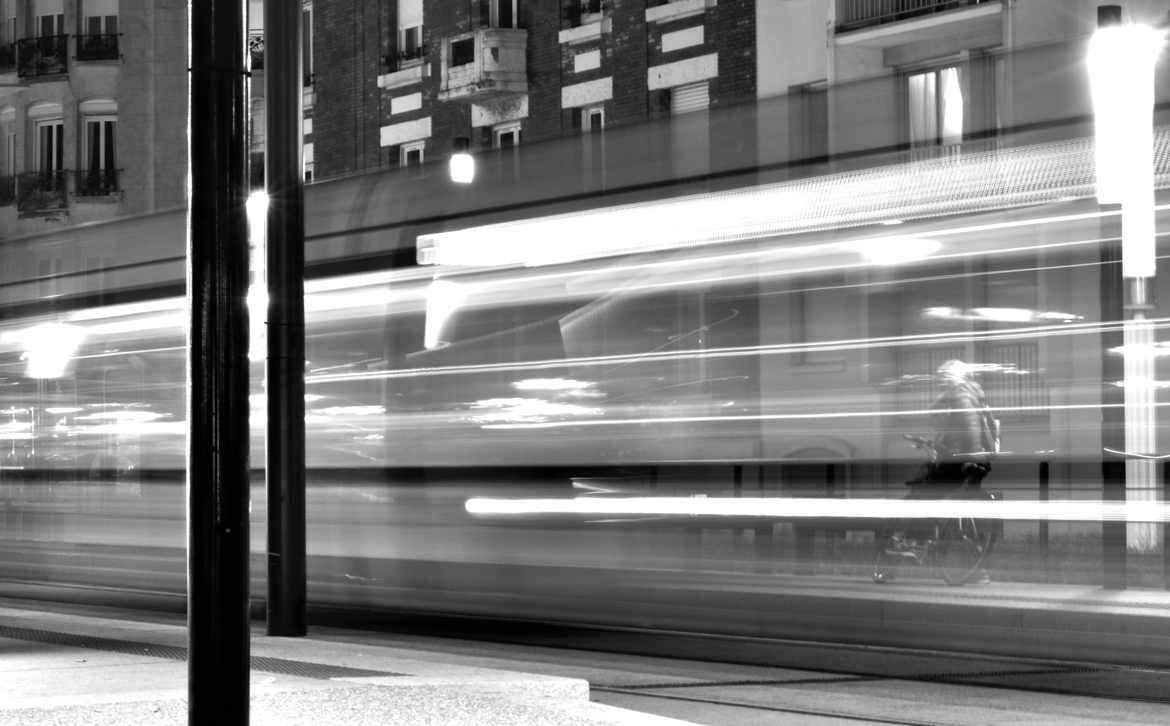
[1089,5,1165,567]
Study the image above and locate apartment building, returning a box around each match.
[0,0,187,237]
[308,0,756,180]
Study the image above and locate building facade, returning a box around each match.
[0,0,188,238]
[310,0,757,180]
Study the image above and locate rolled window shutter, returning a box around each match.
[670,81,709,115]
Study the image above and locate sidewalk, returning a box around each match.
[0,600,696,725]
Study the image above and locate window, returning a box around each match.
[302,6,312,86]
[80,0,119,60]
[36,0,64,37]
[581,105,603,133]
[450,37,474,66]
[907,66,963,147]
[81,115,116,195]
[1,0,14,46]
[492,0,519,29]
[791,81,827,162]
[793,275,848,368]
[35,118,63,173]
[398,0,423,64]
[400,140,425,167]
[493,122,520,149]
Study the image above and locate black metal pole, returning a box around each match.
[264,0,307,636]
[188,0,251,722]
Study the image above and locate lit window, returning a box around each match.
[907,66,963,146]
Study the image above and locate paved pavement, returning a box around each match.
[0,599,695,725]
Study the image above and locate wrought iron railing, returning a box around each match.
[565,0,609,27]
[837,0,994,33]
[17,35,67,77]
[0,175,14,205]
[384,44,427,72]
[73,168,119,197]
[16,171,67,213]
[0,43,14,73]
[76,33,119,61]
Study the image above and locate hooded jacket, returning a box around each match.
[930,378,995,463]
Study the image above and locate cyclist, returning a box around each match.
[874,359,999,584]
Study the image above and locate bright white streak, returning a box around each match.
[465,496,1170,523]
[478,401,1154,431]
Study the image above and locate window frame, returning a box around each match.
[905,63,964,148]
[34,117,63,173]
[400,139,425,167]
[493,121,521,149]
[491,0,519,29]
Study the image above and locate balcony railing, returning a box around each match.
[0,43,14,73]
[837,0,994,33]
[383,44,428,73]
[564,0,609,27]
[17,35,67,77]
[17,171,67,213]
[74,168,120,197]
[76,33,119,61]
[0,175,14,205]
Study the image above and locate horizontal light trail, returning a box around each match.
[465,495,1170,523]
[307,315,1160,385]
[476,400,1154,430]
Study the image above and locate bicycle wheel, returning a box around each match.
[936,518,991,586]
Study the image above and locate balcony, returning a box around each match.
[564,0,609,27]
[836,0,997,34]
[17,171,67,214]
[0,175,13,205]
[73,168,120,198]
[17,35,67,78]
[76,33,119,61]
[646,0,717,24]
[560,1,613,45]
[382,44,428,74]
[438,27,527,103]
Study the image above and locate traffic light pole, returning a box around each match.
[264,0,308,637]
[188,0,251,722]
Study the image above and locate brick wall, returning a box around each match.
[315,0,384,178]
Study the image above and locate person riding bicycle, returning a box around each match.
[874,359,999,584]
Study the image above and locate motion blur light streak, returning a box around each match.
[2,322,88,378]
[307,318,1154,386]
[464,496,1170,523]
[851,236,941,265]
[478,401,1159,431]
[417,135,1170,269]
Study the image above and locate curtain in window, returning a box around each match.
[907,71,937,146]
[939,67,964,145]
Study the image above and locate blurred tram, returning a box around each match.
[1,126,1170,665]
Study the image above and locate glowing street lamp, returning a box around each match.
[1087,5,1163,276]
[449,136,475,184]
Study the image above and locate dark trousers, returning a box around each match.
[877,461,990,544]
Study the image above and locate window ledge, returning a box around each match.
[646,0,717,24]
[559,16,612,45]
[379,62,429,90]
